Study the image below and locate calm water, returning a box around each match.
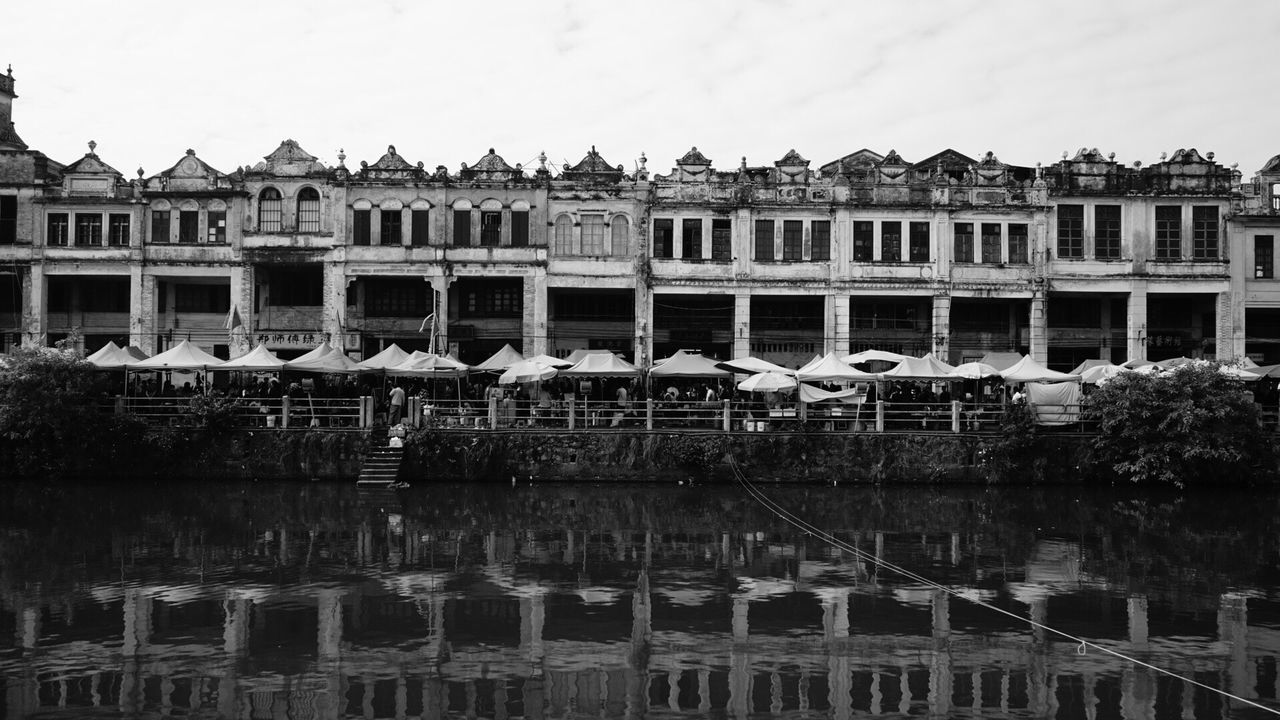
[2,481,1280,720]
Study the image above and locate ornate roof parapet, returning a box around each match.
[145,148,232,192]
[1042,147,1131,194]
[246,139,331,178]
[818,149,883,182]
[457,147,525,183]
[774,149,809,184]
[59,140,127,197]
[560,145,624,184]
[356,144,427,183]
[1143,147,1234,195]
[875,149,910,185]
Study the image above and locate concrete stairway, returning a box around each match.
[356,445,404,487]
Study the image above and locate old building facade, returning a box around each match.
[0,69,1264,368]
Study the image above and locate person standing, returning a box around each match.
[389,383,406,425]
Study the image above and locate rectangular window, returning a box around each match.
[853,221,873,262]
[581,214,605,254]
[1256,236,1274,279]
[367,279,429,317]
[0,196,15,244]
[1095,205,1121,259]
[1192,206,1219,259]
[653,218,674,258]
[811,220,831,262]
[267,267,324,306]
[510,210,528,247]
[1008,223,1029,264]
[75,213,103,246]
[754,219,774,261]
[47,213,69,246]
[452,209,470,246]
[174,284,231,313]
[480,211,501,247]
[411,209,430,246]
[909,222,930,262]
[108,214,130,246]
[259,196,282,232]
[711,218,731,260]
[353,209,371,246]
[953,222,974,263]
[980,223,1001,263]
[681,219,702,259]
[206,211,226,244]
[297,198,320,233]
[381,209,403,246]
[1155,206,1181,260]
[782,220,803,261]
[1057,204,1083,258]
[461,283,523,317]
[178,210,199,244]
[149,210,169,244]
[881,221,902,262]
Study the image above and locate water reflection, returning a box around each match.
[1,482,1278,718]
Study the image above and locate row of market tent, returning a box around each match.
[83,339,1279,387]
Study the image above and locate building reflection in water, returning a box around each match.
[0,482,1276,719]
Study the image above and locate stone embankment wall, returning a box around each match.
[105,428,1090,482]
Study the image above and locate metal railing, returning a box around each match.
[99,394,1102,435]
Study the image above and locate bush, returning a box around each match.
[1084,362,1272,486]
[0,346,143,477]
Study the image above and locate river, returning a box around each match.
[1,480,1278,719]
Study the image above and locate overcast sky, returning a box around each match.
[7,0,1280,178]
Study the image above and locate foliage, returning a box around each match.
[187,393,243,430]
[0,345,149,477]
[1084,362,1272,486]
[976,401,1046,483]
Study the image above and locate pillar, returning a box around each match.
[733,292,751,359]
[832,292,850,356]
[823,292,838,355]
[1128,283,1148,362]
[1029,286,1047,362]
[323,264,345,350]
[930,293,950,360]
[20,265,42,347]
[371,207,382,246]
[129,267,155,353]
[228,264,252,355]
[634,281,650,366]
[1215,290,1233,360]
[524,272,548,356]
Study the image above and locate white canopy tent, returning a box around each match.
[716,356,794,375]
[736,371,797,393]
[356,343,411,372]
[129,340,223,370]
[219,343,287,372]
[842,349,910,364]
[650,350,733,378]
[1000,356,1080,383]
[796,352,879,383]
[472,344,525,372]
[498,359,559,385]
[881,355,956,380]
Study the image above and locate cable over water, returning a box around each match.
[726,456,1280,718]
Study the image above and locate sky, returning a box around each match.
[6,0,1280,178]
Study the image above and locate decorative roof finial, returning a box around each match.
[1207,151,1215,161]
[87,140,96,154]
[337,148,346,166]
[185,148,195,156]
[387,144,396,155]
[1160,152,1167,161]
[5,65,11,77]
[638,152,646,172]
[538,150,546,170]
[137,167,144,178]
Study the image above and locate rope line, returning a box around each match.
[726,456,1280,717]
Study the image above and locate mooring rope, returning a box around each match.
[727,456,1280,717]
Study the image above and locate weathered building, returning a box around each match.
[0,68,1269,368]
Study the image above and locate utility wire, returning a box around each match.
[727,456,1280,718]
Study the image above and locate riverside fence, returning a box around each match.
[97,395,1099,435]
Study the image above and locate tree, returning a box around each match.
[0,346,148,477]
[1085,362,1272,486]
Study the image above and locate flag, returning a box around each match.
[419,313,435,333]
[224,304,243,331]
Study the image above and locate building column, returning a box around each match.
[323,264,346,351]
[1216,290,1235,360]
[500,208,512,247]
[371,207,382,246]
[228,264,252,356]
[524,272,548,356]
[931,293,950,360]
[1128,284,1148,361]
[832,292,850,356]
[129,267,155,353]
[23,264,43,347]
[401,207,412,247]
[733,292,751,359]
[1029,286,1048,362]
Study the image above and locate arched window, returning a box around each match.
[554,215,573,255]
[611,215,630,256]
[1272,183,1280,212]
[259,188,282,232]
[297,188,320,233]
